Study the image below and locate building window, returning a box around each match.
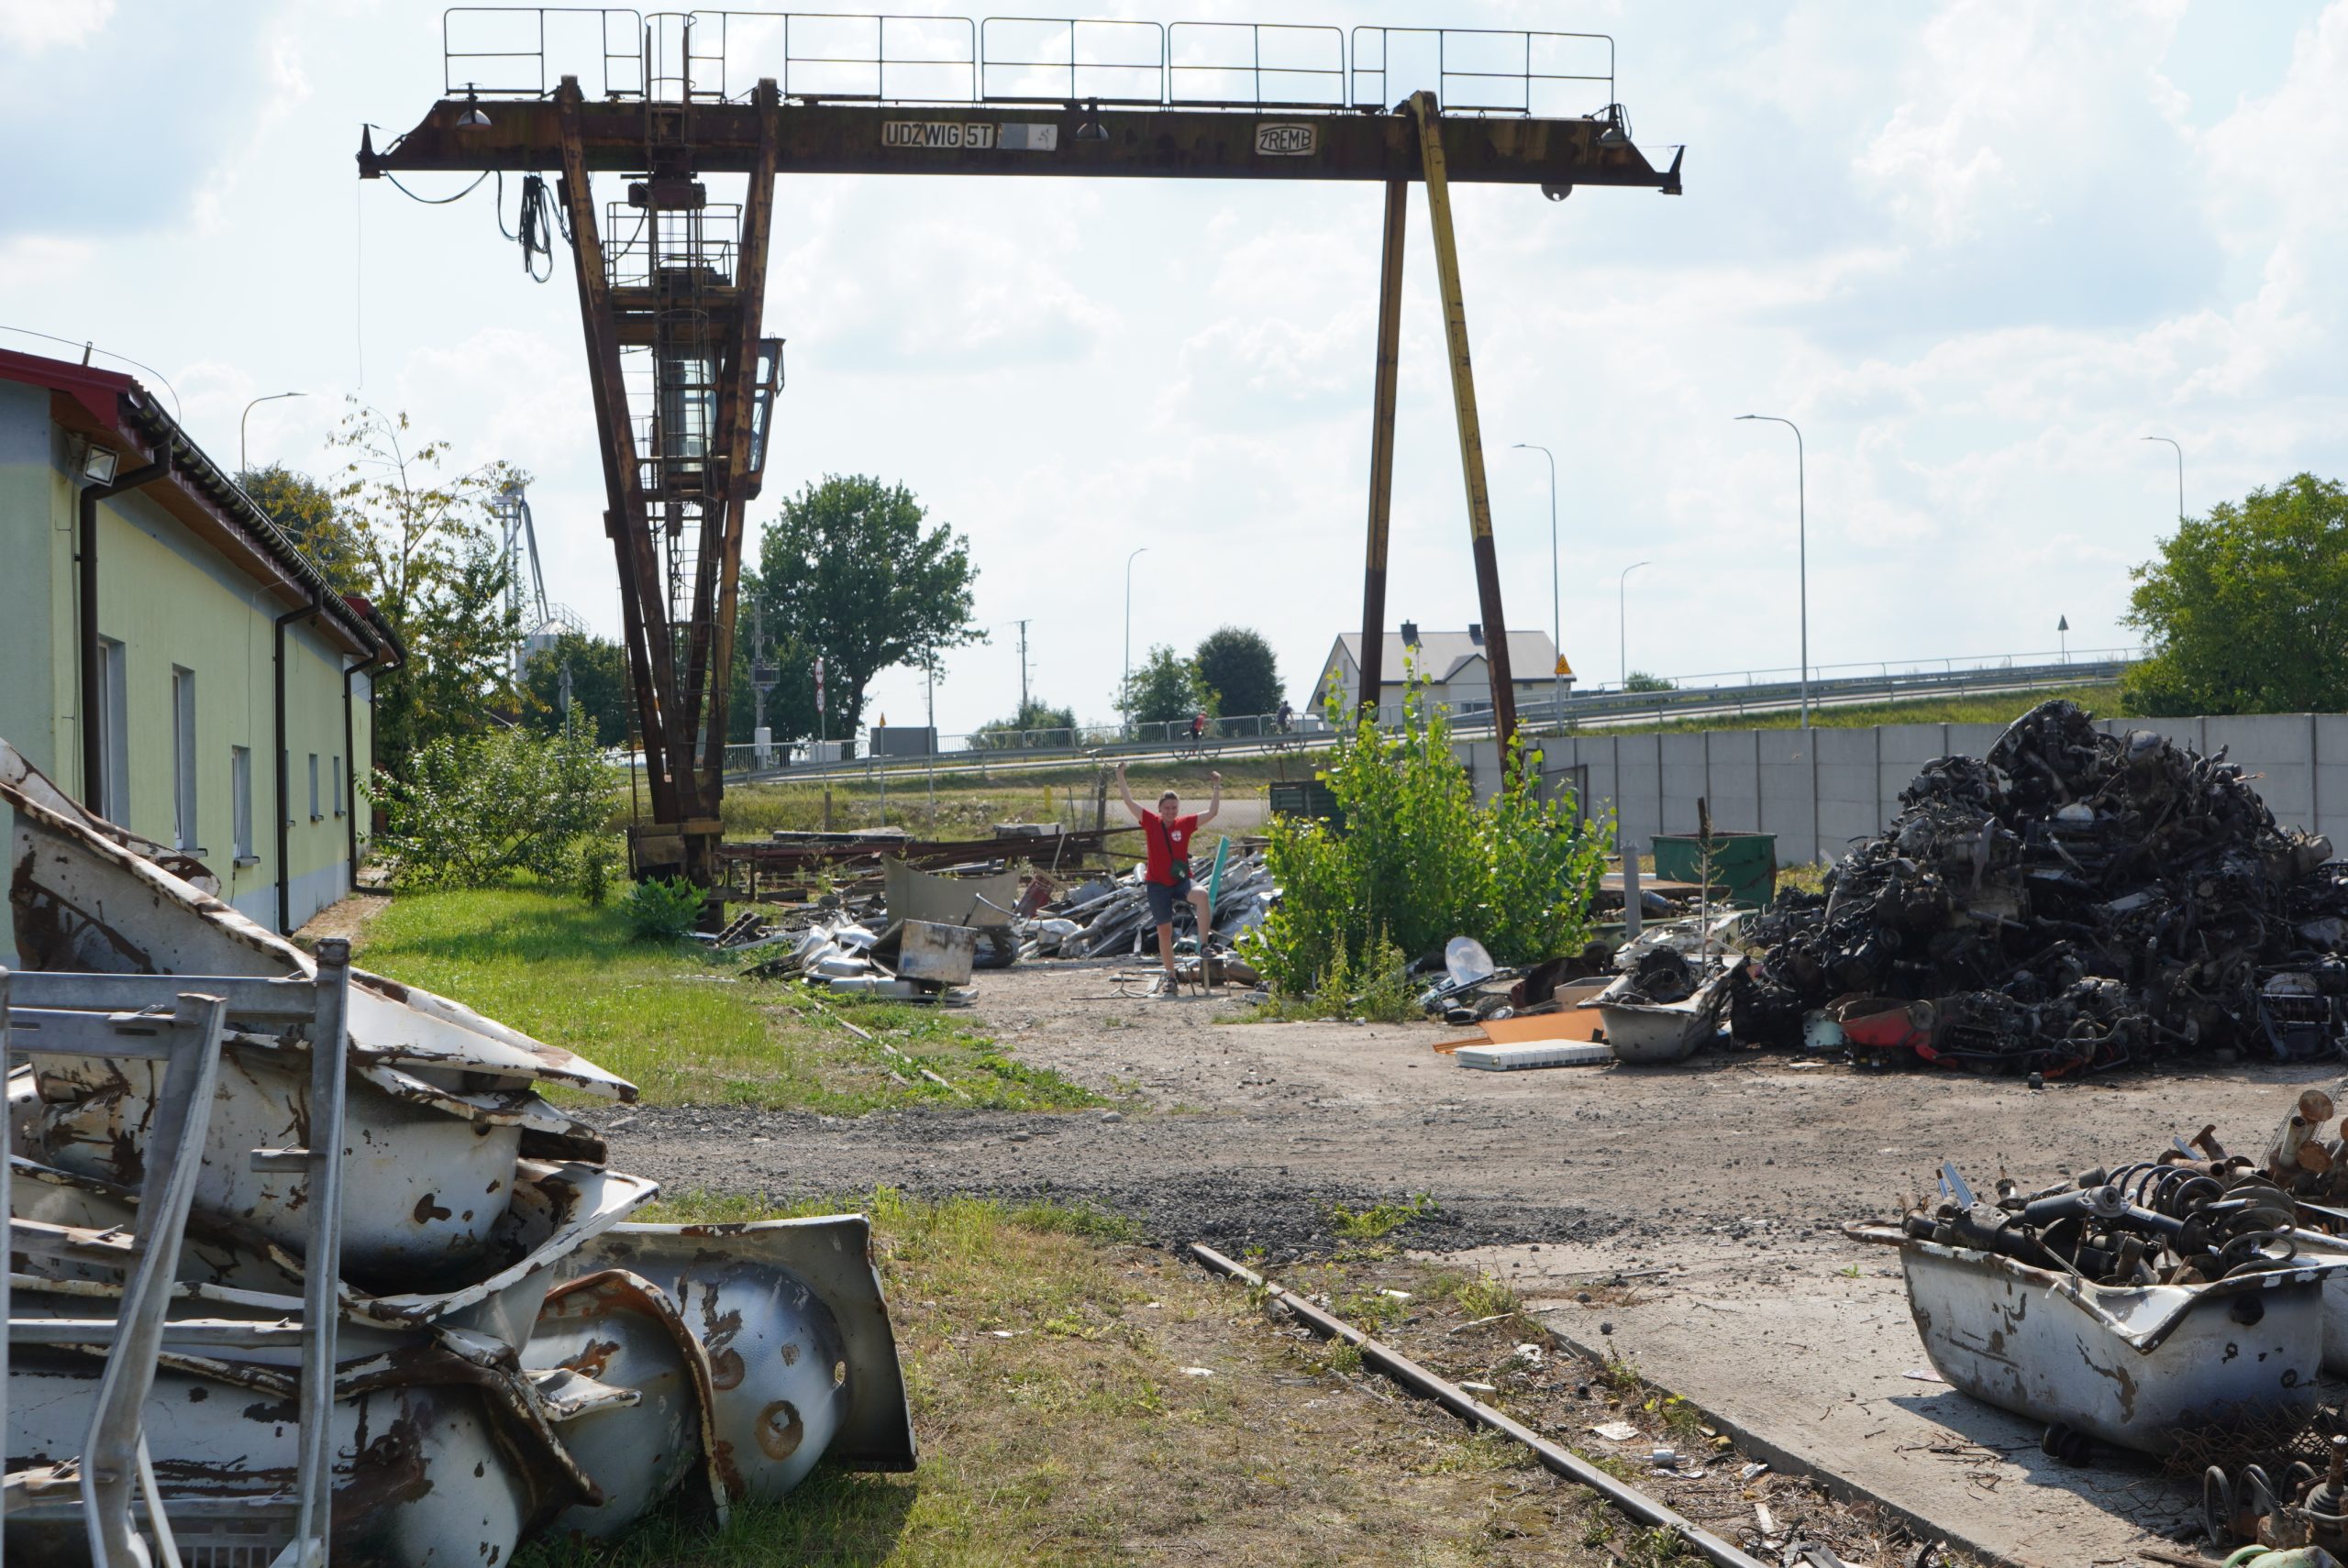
[333,756,345,817]
[308,753,321,821]
[172,667,198,851]
[231,746,254,863]
[95,636,128,822]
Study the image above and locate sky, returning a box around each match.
[4,0,2343,736]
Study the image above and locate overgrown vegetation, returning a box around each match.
[354,889,1102,1110]
[1244,673,1611,1002]
[624,875,704,941]
[372,729,611,889]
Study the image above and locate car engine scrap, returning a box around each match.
[1,743,915,1565]
[1733,701,2348,1074]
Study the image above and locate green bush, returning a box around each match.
[571,835,620,907]
[1241,670,1611,1001]
[373,729,613,889]
[625,875,704,941]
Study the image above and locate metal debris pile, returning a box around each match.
[1897,1106,2337,1290]
[1,742,914,1564]
[1734,701,2346,1075]
[1024,851,1274,962]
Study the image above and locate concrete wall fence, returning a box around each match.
[1463,713,2348,867]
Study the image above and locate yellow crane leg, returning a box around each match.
[1410,91,1519,751]
[1356,177,1408,725]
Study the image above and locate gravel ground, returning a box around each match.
[596,962,2348,1261]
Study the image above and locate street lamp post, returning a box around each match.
[2141,435,2184,523]
[1122,546,1148,742]
[239,391,307,475]
[1736,414,1810,728]
[1618,560,1651,693]
[1512,442,1560,729]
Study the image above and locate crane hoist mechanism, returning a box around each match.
[360,11,1684,904]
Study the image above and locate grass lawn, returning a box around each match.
[515,1189,1627,1568]
[353,888,1102,1111]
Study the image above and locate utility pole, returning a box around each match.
[924,641,936,829]
[1015,619,1030,722]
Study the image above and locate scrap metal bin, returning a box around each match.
[1652,832,1777,910]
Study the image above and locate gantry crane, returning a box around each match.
[360,11,1681,891]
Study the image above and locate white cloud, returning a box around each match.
[0,0,114,52]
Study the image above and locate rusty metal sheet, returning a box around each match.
[0,736,219,894]
[565,1217,918,1476]
[529,1269,728,1540]
[6,777,637,1101]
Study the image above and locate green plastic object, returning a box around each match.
[1650,832,1778,910]
[1206,834,1231,914]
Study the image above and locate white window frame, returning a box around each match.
[171,667,198,851]
[96,636,128,823]
[231,746,254,864]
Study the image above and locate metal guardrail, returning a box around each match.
[439,8,1619,116]
[704,650,2140,783]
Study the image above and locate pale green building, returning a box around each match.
[0,347,400,950]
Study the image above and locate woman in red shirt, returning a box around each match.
[1116,760,1222,993]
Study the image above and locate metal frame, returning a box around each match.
[437,9,1620,116]
[2,944,353,1568]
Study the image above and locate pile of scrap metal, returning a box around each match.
[1849,1088,2348,1470]
[1733,700,2348,1075]
[1020,851,1274,964]
[1,740,914,1565]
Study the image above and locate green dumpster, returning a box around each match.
[1651,832,1778,910]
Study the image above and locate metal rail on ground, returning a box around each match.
[1187,1243,1772,1568]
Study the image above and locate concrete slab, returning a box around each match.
[1437,1236,2204,1568]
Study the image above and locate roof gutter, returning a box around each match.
[77,439,175,812]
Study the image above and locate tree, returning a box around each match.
[373,728,612,889]
[522,631,630,748]
[752,476,981,737]
[971,699,1077,750]
[1624,670,1677,692]
[2122,474,2348,716]
[1242,673,1611,999]
[1119,644,1209,725]
[238,464,367,596]
[329,403,523,779]
[1194,626,1283,718]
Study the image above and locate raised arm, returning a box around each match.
[1197,770,1224,827]
[1115,760,1146,822]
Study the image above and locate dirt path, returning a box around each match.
[599,962,2346,1262]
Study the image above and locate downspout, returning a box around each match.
[274,601,323,933]
[76,440,174,811]
[341,648,381,894]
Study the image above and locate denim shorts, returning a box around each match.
[1146,877,1191,923]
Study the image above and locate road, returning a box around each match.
[725,659,2127,788]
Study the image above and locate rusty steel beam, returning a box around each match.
[360,100,1680,192]
[695,80,781,814]
[1412,93,1517,749]
[555,81,682,825]
[1356,178,1407,726]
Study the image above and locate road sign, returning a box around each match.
[1555,654,1574,677]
